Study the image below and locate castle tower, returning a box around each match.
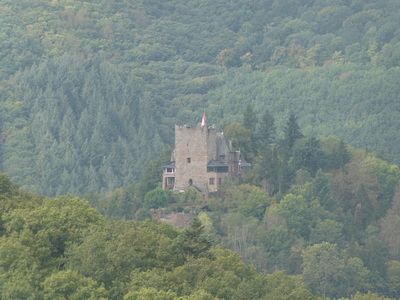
[162,113,251,193]
[173,122,216,192]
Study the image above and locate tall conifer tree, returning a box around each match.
[243,104,258,159]
[258,109,276,149]
[283,112,303,151]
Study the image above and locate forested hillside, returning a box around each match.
[91,110,400,299]
[2,146,400,300]
[0,0,400,195]
[2,1,400,298]
[0,173,317,299]
[1,126,400,298]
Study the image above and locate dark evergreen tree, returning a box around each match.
[293,137,326,177]
[257,109,276,150]
[259,143,281,195]
[283,112,303,152]
[335,139,351,169]
[243,104,258,160]
[176,218,212,259]
[243,104,257,133]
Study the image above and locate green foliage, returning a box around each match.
[261,226,293,257]
[311,170,335,211]
[218,183,272,219]
[0,173,18,198]
[177,187,198,205]
[320,136,351,171]
[303,242,371,298]
[0,234,42,298]
[309,219,344,246]
[176,218,212,259]
[243,104,257,133]
[223,122,252,160]
[277,193,311,237]
[126,270,170,296]
[65,221,181,295]
[293,137,325,176]
[2,164,400,299]
[124,288,177,300]
[302,242,345,297]
[239,187,271,220]
[381,184,400,260]
[2,195,103,258]
[98,186,136,220]
[0,173,43,235]
[242,104,258,160]
[283,112,304,152]
[258,109,276,148]
[144,188,171,209]
[1,0,400,199]
[167,248,259,299]
[385,260,400,299]
[0,1,400,298]
[42,270,107,300]
[348,291,396,300]
[137,147,173,200]
[362,154,400,217]
[264,271,315,300]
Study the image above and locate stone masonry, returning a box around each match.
[174,123,215,192]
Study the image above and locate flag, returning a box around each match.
[201,111,206,126]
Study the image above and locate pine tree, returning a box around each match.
[243,104,258,160]
[257,109,276,150]
[243,104,257,133]
[176,218,212,259]
[283,112,303,152]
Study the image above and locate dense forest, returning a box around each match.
[1,136,400,299]
[88,111,400,299]
[1,0,400,298]
[0,0,400,195]
[1,123,400,298]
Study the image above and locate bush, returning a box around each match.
[144,188,171,209]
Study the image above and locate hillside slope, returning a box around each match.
[0,0,399,195]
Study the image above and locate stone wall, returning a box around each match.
[174,123,215,192]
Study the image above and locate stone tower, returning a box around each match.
[162,114,251,193]
[174,123,216,192]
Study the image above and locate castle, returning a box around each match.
[162,113,250,193]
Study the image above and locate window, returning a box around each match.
[187,157,191,163]
[219,166,228,173]
[166,167,174,173]
[209,178,215,185]
[208,166,228,173]
[167,177,175,185]
[218,178,222,185]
